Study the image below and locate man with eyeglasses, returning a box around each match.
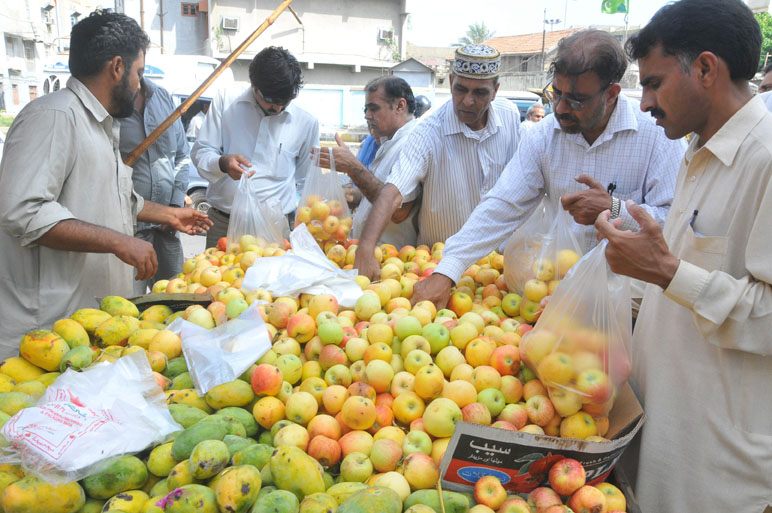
[191,46,319,248]
[411,29,685,309]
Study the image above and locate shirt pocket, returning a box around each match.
[273,147,296,180]
[680,225,728,273]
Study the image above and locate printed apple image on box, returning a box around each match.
[440,382,644,494]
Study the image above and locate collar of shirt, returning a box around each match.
[375,118,417,159]
[687,95,769,168]
[441,99,503,139]
[67,77,111,124]
[235,86,292,122]
[551,92,639,150]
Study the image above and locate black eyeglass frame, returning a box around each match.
[543,80,614,111]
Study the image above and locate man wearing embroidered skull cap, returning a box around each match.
[354,44,521,280]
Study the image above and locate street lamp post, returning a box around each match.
[541,10,562,71]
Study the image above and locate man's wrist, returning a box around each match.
[657,254,680,290]
[218,155,227,173]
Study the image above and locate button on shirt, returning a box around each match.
[435,93,686,283]
[119,78,189,231]
[387,98,521,246]
[632,95,772,512]
[352,119,418,247]
[0,78,142,357]
[191,87,319,215]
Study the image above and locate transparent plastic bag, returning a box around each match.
[519,240,633,418]
[295,148,353,245]
[0,351,181,484]
[503,199,584,299]
[226,173,288,252]
[171,302,272,395]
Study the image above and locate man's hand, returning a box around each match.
[411,273,453,309]
[113,237,158,281]
[315,134,361,175]
[354,244,381,281]
[595,200,680,289]
[561,174,613,225]
[219,154,253,181]
[166,207,214,235]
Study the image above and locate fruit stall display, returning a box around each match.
[0,235,636,513]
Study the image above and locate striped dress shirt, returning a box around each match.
[435,93,686,283]
[387,97,521,246]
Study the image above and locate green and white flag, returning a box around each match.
[601,0,629,14]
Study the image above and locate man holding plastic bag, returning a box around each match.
[413,30,685,309]
[191,47,319,249]
[597,1,772,510]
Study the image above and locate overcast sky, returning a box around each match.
[406,0,672,47]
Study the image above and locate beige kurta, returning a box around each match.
[0,78,143,358]
[632,95,772,511]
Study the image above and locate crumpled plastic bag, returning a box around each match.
[0,351,180,484]
[167,302,272,395]
[242,223,363,307]
[226,173,288,251]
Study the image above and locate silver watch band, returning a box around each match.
[610,196,621,220]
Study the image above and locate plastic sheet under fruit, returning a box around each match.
[242,223,363,307]
[168,302,272,395]
[0,351,181,484]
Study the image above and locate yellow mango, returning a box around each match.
[0,392,34,416]
[121,346,145,357]
[12,380,45,398]
[52,318,90,349]
[70,308,112,335]
[148,331,182,360]
[100,296,140,318]
[139,305,173,324]
[204,380,255,410]
[0,465,24,478]
[19,330,69,371]
[74,498,104,513]
[213,465,261,513]
[36,372,61,387]
[128,329,159,350]
[1,475,85,513]
[0,357,43,383]
[165,389,213,414]
[101,489,149,513]
[140,496,165,513]
[0,374,16,393]
[139,321,166,330]
[94,315,140,347]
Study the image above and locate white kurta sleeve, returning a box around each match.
[0,109,78,246]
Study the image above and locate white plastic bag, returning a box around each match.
[295,148,353,244]
[226,173,288,252]
[175,302,272,395]
[503,199,584,296]
[241,223,363,308]
[519,240,633,417]
[0,351,180,484]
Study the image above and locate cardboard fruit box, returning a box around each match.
[127,293,214,311]
[439,381,645,495]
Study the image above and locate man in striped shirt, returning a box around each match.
[354,44,521,279]
[411,30,685,308]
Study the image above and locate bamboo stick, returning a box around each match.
[124,0,295,166]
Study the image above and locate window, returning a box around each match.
[181,3,198,16]
[12,84,18,105]
[29,85,37,100]
[23,41,34,61]
[5,36,22,59]
[520,57,528,72]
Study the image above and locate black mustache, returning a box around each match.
[647,107,666,119]
[557,114,579,123]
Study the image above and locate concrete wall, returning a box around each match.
[122,0,209,55]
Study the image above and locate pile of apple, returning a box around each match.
[471,458,628,513]
[294,194,354,246]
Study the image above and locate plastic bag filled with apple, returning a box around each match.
[503,200,584,309]
[226,173,288,253]
[519,240,632,418]
[296,147,353,245]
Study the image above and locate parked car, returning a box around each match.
[501,90,544,121]
[186,162,210,215]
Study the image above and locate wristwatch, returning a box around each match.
[610,196,621,220]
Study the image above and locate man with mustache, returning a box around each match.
[354,44,522,279]
[0,11,212,358]
[596,0,772,510]
[315,76,419,248]
[411,30,685,309]
[191,46,319,248]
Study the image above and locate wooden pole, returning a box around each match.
[124,0,295,166]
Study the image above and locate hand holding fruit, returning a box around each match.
[560,174,613,225]
[353,243,381,281]
[315,134,360,175]
[410,273,453,310]
[166,207,214,235]
[595,200,679,289]
[219,154,253,181]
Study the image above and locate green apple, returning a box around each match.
[225,298,249,319]
[394,316,423,341]
[402,429,432,456]
[477,388,506,417]
[318,321,344,346]
[422,323,450,354]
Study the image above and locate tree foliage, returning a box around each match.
[757,12,772,71]
[456,21,495,47]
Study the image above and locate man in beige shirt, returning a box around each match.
[595,0,772,511]
[0,11,210,357]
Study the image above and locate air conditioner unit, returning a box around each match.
[42,12,53,25]
[221,16,239,31]
[378,28,394,41]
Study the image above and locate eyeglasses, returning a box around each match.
[255,87,295,107]
[543,81,613,111]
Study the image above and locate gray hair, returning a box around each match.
[527,104,545,117]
